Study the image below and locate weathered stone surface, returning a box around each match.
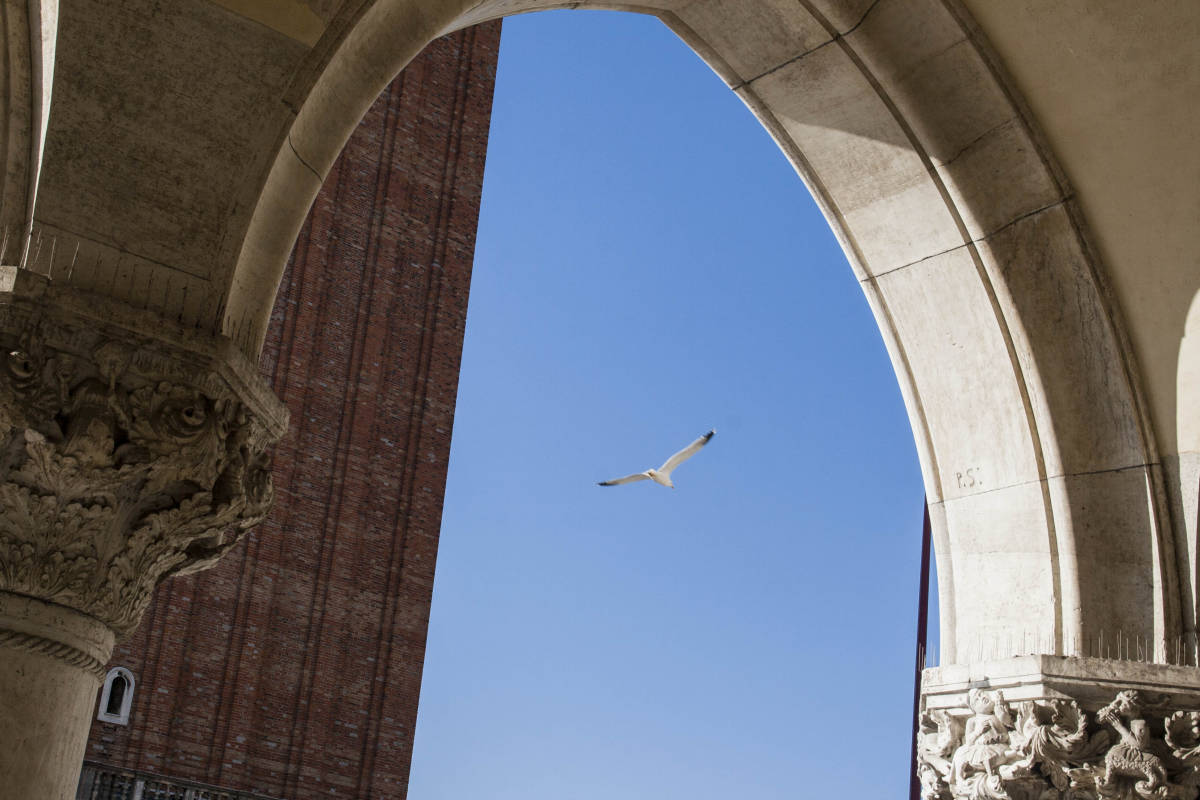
[191,0,1186,697]
[0,0,1193,794]
[0,267,286,636]
[920,657,1200,799]
[34,0,308,291]
[80,26,499,797]
[960,0,1200,468]
[0,593,115,800]
[0,266,285,798]
[938,480,1057,660]
[848,0,1011,164]
[934,119,1061,241]
[673,0,829,86]
[973,203,1146,478]
[873,245,1040,496]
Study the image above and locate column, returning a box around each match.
[0,267,285,799]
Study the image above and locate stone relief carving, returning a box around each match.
[919,689,1200,800]
[0,281,285,637]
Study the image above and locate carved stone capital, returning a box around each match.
[0,267,287,637]
[919,656,1200,800]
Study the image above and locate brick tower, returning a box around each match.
[76,23,501,800]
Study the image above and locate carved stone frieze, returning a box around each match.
[918,686,1200,800]
[0,268,287,636]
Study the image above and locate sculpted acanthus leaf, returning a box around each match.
[918,689,1200,800]
[0,306,282,637]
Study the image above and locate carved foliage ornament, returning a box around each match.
[0,297,283,636]
[918,689,1200,800]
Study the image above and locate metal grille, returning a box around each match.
[77,763,282,800]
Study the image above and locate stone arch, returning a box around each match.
[2,0,1175,665]
[0,0,55,251]
[220,0,1172,664]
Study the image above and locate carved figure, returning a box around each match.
[1096,692,1171,799]
[953,689,1021,785]
[1165,711,1200,789]
[1013,698,1098,792]
[918,709,963,799]
[916,687,1200,800]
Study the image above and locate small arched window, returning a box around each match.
[97,667,135,725]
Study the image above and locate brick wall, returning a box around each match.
[82,22,501,799]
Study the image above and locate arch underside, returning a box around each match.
[1,0,1183,664]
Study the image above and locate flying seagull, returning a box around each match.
[598,429,715,489]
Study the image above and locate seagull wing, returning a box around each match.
[598,472,652,487]
[659,429,715,475]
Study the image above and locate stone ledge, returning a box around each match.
[924,655,1200,712]
[0,266,287,439]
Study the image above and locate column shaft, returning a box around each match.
[0,592,114,799]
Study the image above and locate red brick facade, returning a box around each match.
[82,23,500,799]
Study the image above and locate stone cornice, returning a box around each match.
[0,267,286,439]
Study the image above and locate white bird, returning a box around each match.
[598,429,715,489]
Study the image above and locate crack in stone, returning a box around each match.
[938,117,1017,168]
[858,197,1071,284]
[287,133,321,180]
[934,460,1161,504]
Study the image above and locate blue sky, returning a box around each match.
[409,10,928,797]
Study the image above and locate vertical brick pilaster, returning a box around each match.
[82,21,501,800]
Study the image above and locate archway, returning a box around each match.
[222,0,1169,665]
[0,1,1191,797]
[413,12,926,795]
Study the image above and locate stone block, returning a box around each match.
[935,118,1063,240]
[673,0,830,85]
[749,42,963,273]
[803,0,878,33]
[843,0,963,86]
[873,244,1041,498]
[973,202,1145,477]
[1048,467,1162,647]
[939,481,1057,658]
[849,0,1012,163]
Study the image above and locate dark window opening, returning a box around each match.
[105,675,127,717]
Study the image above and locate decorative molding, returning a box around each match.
[0,625,106,678]
[918,687,1200,799]
[0,269,287,637]
[97,666,135,724]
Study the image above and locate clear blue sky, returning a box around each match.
[409,10,928,797]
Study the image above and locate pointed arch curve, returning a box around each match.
[0,0,1174,665]
[215,0,1172,664]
